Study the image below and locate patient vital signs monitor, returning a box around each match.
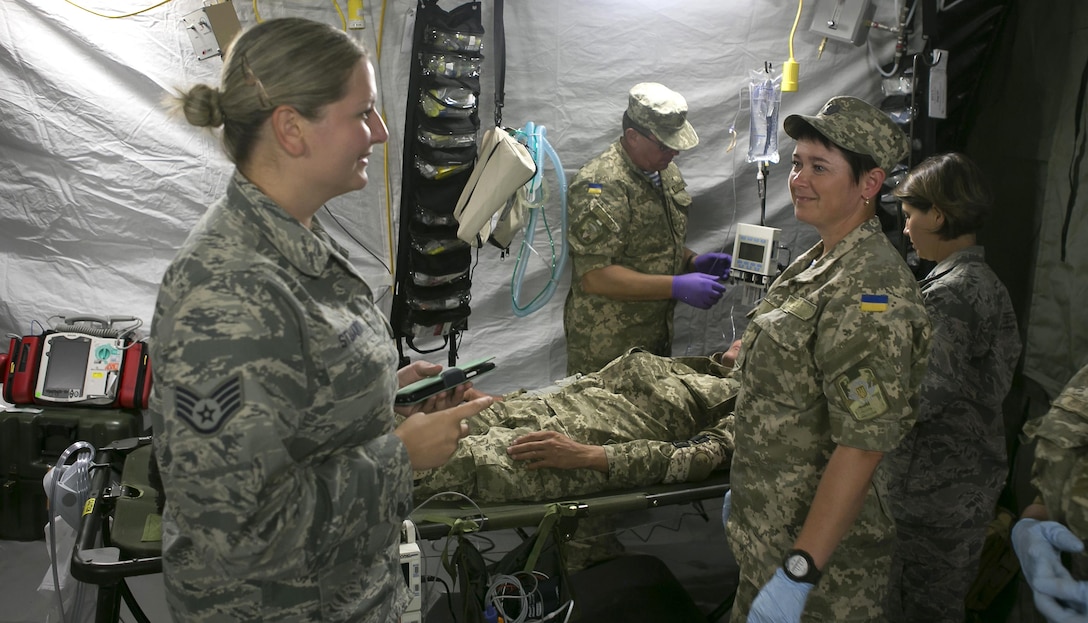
[731,223,781,304]
[732,223,780,276]
[35,332,124,405]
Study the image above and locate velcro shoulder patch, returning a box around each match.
[781,295,817,320]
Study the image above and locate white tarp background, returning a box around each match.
[0,0,907,395]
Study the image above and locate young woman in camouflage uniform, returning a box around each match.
[151,18,491,622]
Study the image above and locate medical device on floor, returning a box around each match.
[731,223,781,305]
[400,520,423,618]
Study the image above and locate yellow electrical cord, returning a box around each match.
[331,0,347,31]
[783,0,803,92]
[61,0,173,19]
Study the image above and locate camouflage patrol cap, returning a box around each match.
[783,96,908,173]
[627,82,699,151]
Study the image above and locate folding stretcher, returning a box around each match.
[70,437,734,622]
[411,472,731,540]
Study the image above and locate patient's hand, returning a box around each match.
[507,431,608,472]
[713,339,743,368]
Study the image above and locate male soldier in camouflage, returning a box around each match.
[881,153,1022,623]
[413,348,738,505]
[563,82,732,376]
[722,96,931,622]
[151,19,490,622]
[1013,363,1088,622]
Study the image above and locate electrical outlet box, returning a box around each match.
[181,0,242,61]
[809,0,875,46]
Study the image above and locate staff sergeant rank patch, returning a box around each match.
[859,293,889,312]
[175,374,244,435]
[836,368,889,421]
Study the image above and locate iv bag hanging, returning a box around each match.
[747,66,782,164]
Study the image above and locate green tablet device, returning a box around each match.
[394,357,496,406]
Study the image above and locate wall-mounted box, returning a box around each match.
[809,0,875,46]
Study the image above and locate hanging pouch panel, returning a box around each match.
[417,114,479,151]
[406,275,473,313]
[413,167,475,227]
[409,248,471,287]
[409,220,470,257]
[420,74,481,120]
[424,23,484,55]
[392,0,484,349]
[414,143,477,182]
[402,308,471,341]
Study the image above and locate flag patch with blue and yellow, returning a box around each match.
[587,183,602,195]
[860,294,889,312]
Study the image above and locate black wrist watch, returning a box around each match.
[783,549,822,585]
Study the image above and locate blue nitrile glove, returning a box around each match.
[1033,575,1088,623]
[747,568,814,623]
[693,252,733,279]
[672,272,726,309]
[721,489,732,528]
[1012,519,1088,622]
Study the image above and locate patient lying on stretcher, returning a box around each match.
[410,346,739,504]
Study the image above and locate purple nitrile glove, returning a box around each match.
[1012,519,1088,622]
[693,252,733,279]
[672,272,726,309]
[747,568,814,623]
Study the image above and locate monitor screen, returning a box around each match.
[738,241,766,263]
[42,336,91,393]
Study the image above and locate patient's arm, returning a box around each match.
[507,431,609,472]
[602,413,735,488]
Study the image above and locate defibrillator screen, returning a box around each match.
[41,336,91,393]
[738,241,766,263]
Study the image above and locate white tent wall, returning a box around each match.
[2,0,909,395]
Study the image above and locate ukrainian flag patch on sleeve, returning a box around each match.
[859,293,889,312]
[587,183,602,195]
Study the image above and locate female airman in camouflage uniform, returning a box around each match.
[151,18,490,622]
[883,152,1021,623]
